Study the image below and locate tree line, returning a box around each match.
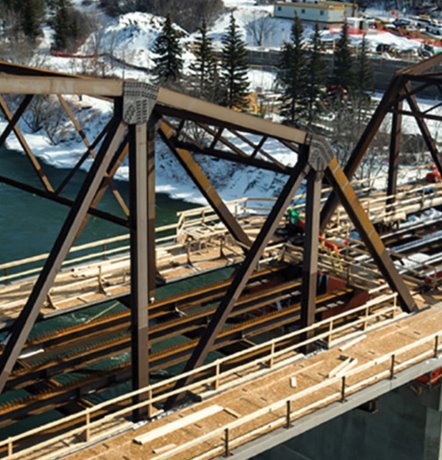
[153,13,375,127]
[0,0,93,53]
[99,0,223,33]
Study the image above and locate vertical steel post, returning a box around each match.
[300,168,322,347]
[387,100,402,205]
[129,122,150,421]
[147,117,157,300]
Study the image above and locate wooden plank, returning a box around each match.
[339,335,367,351]
[153,444,176,454]
[133,405,223,445]
[328,357,352,378]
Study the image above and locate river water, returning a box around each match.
[0,146,236,437]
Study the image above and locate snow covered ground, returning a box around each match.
[2,0,441,205]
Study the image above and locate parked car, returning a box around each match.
[426,23,442,35]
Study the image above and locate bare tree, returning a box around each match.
[325,94,388,185]
[246,13,275,47]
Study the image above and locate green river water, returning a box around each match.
[0,146,234,437]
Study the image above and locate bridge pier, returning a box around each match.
[421,383,442,460]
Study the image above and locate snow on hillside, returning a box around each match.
[2,0,440,205]
[81,13,193,71]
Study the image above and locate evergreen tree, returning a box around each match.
[277,15,307,125]
[152,14,184,87]
[306,23,325,126]
[331,21,354,94]
[355,35,373,96]
[220,13,250,109]
[189,19,218,101]
[52,0,91,52]
[21,0,44,42]
[354,35,374,123]
[52,0,72,51]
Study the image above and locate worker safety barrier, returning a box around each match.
[0,292,405,459]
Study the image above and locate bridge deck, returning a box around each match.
[64,304,442,460]
[1,181,441,326]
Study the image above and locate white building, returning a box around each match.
[273,1,357,25]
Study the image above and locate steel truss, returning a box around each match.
[0,59,419,417]
[321,53,442,227]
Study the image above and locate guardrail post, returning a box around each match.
[363,305,369,331]
[85,410,91,442]
[215,361,221,390]
[286,400,292,428]
[224,428,230,457]
[269,342,275,368]
[7,438,12,456]
[327,320,333,348]
[434,335,440,358]
[148,388,153,418]
[341,376,347,402]
[390,354,396,380]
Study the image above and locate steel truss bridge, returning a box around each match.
[0,55,441,459]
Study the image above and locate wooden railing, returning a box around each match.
[156,331,441,460]
[2,172,436,286]
[0,198,267,285]
[0,293,403,459]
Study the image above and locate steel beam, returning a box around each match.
[160,121,252,248]
[129,122,150,420]
[146,118,157,299]
[0,175,127,227]
[300,167,322,340]
[392,109,442,122]
[319,77,402,229]
[324,154,416,312]
[0,95,33,147]
[405,91,442,177]
[165,156,310,409]
[58,95,129,216]
[387,99,402,204]
[0,115,126,394]
[55,119,113,195]
[0,76,123,96]
[0,95,54,193]
[156,87,307,145]
[399,53,442,75]
[175,139,289,174]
